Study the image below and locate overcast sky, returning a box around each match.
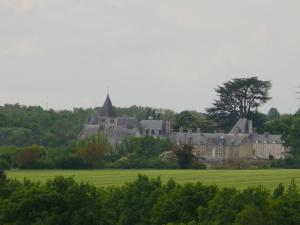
[0,0,299,113]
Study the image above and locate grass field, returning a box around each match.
[6,169,300,190]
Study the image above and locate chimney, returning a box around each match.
[248,120,253,134]
[264,132,269,138]
[165,121,171,134]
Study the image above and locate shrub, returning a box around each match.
[0,160,10,170]
[55,155,87,169]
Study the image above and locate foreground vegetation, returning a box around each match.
[1,173,300,225]
[6,169,300,190]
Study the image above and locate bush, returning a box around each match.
[190,162,207,169]
[211,159,270,169]
[55,155,87,169]
[0,159,10,170]
[271,158,300,168]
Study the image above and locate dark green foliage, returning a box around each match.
[267,107,280,119]
[54,154,87,169]
[268,114,300,161]
[0,176,300,225]
[173,111,214,132]
[0,170,6,182]
[0,160,10,170]
[0,177,104,225]
[0,104,90,147]
[151,183,217,225]
[0,127,33,146]
[115,106,176,122]
[265,114,295,135]
[286,116,300,158]
[172,144,194,169]
[273,183,285,199]
[207,77,272,130]
[114,136,174,168]
[16,145,46,169]
[0,136,175,169]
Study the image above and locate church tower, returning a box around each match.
[98,94,117,131]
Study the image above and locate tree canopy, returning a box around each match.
[207,77,271,129]
[0,175,300,225]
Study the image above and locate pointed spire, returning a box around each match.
[99,94,116,117]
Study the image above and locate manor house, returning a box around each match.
[169,119,286,161]
[79,95,286,161]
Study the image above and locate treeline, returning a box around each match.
[0,104,90,147]
[0,104,176,147]
[1,103,298,148]
[0,135,204,170]
[0,174,299,225]
[1,104,300,169]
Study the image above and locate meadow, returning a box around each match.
[6,169,300,190]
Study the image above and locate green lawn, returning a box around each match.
[6,169,300,190]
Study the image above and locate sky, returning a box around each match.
[0,0,299,114]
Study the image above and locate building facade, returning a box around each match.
[168,119,286,161]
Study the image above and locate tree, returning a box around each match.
[79,143,106,168]
[0,170,6,182]
[172,144,194,169]
[78,143,107,168]
[173,111,198,132]
[173,111,214,132]
[16,145,45,169]
[285,115,300,158]
[268,108,280,119]
[207,77,272,128]
[233,205,266,225]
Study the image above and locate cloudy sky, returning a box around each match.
[0,0,299,113]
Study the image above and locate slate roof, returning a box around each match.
[140,120,163,130]
[99,95,116,117]
[168,132,248,146]
[229,118,251,134]
[117,117,139,129]
[250,134,283,144]
[106,128,140,144]
[78,124,100,139]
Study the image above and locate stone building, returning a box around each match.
[251,133,285,159]
[78,95,171,146]
[168,118,286,161]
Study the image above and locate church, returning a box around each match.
[78,94,171,147]
[79,95,286,161]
